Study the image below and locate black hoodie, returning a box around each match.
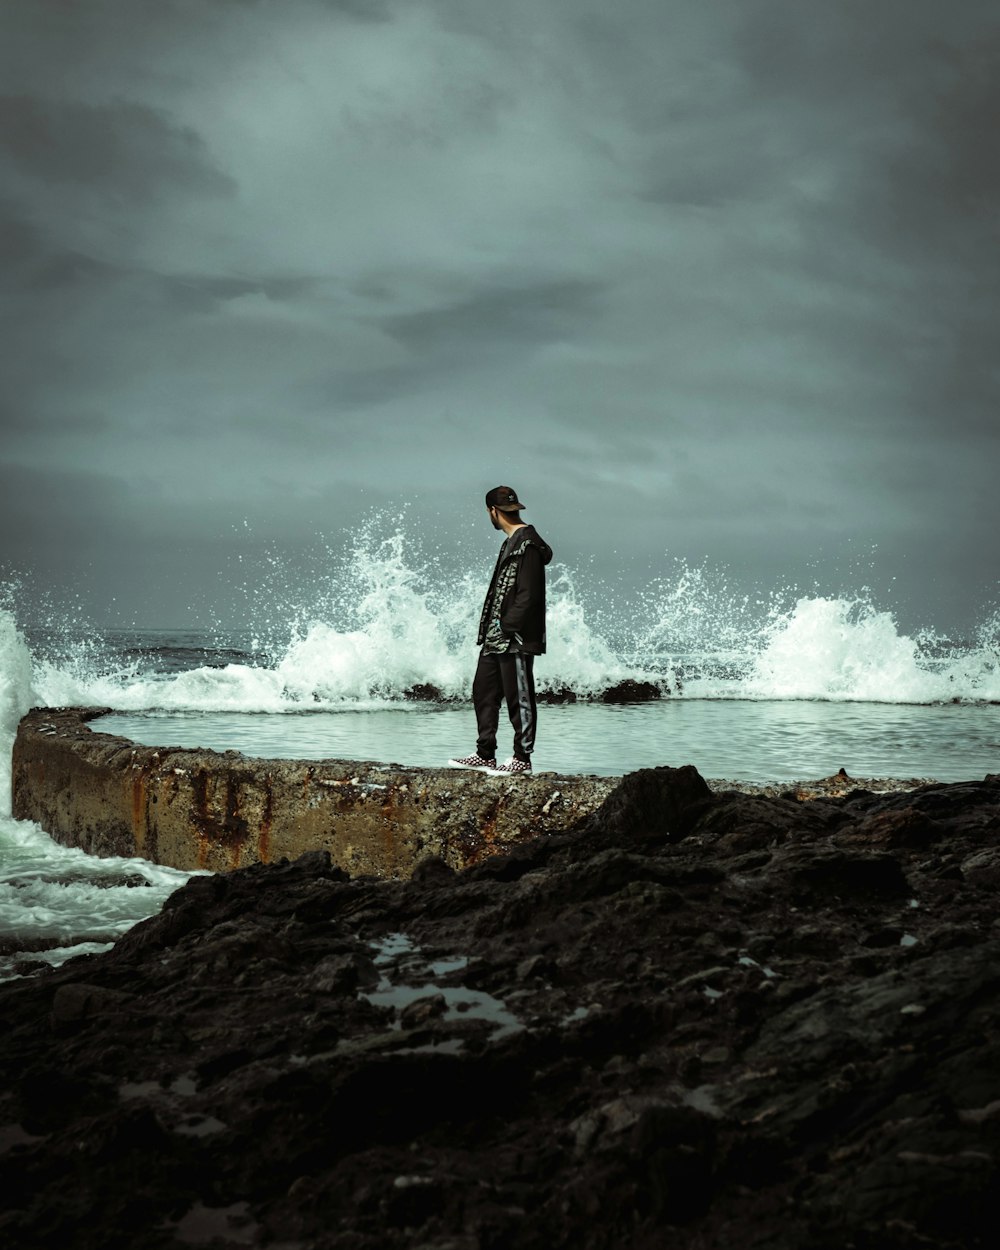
[477,524,554,656]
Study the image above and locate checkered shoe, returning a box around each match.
[446,753,497,772]
[487,757,533,776]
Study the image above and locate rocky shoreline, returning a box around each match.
[2,765,999,1249]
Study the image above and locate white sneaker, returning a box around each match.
[486,757,533,776]
[446,753,497,772]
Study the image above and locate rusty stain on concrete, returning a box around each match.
[11,707,619,879]
[259,777,273,864]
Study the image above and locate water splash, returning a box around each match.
[4,527,1000,720]
[0,608,36,812]
[0,606,196,981]
[742,598,1000,703]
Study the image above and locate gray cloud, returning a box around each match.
[0,0,997,633]
[0,95,236,200]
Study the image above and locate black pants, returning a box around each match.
[474,650,537,762]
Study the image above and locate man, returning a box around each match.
[448,485,553,775]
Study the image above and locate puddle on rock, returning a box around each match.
[174,1115,227,1138]
[365,933,524,1044]
[170,1201,258,1246]
[119,1072,199,1102]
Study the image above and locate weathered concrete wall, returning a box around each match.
[11,707,617,877]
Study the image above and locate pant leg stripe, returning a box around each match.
[514,655,536,756]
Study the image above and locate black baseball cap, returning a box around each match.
[485,485,524,513]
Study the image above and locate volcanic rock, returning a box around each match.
[600,679,662,703]
[1,768,999,1249]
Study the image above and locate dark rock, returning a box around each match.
[517,954,555,981]
[411,854,458,883]
[583,765,714,844]
[843,805,947,849]
[384,1172,447,1228]
[310,952,379,994]
[960,847,1000,888]
[600,679,662,702]
[51,982,133,1026]
[693,793,847,853]
[537,686,578,704]
[3,772,1000,1249]
[399,993,448,1028]
[775,846,911,901]
[403,683,445,701]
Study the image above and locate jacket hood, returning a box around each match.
[505,524,553,565]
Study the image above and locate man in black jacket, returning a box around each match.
[448,485,553,775]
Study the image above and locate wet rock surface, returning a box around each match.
[2,767,999,1249]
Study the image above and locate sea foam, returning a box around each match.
[7,525,1000,713]
[0,608,35,811]
[0,608,195,981]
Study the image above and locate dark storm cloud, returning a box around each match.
[322,277,604,409]
[158,274,324,316]
[729,4,1000,438]
[379,279,606,350]
[0,0,997,631]
[0,463,133,532]
[876,42,1000,429]
[0,95,236,201]
[316,361,438,409]
[0,210,38,268]
[0,404,110,436]
[212,0,392,17]
[0,202,123,292]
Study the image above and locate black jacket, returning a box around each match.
[477,525,553,655]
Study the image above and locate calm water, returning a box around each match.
[97,700,998,784]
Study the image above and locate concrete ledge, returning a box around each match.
[11,707,618,877]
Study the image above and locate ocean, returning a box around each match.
[2,531,998,980]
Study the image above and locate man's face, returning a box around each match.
[488,506,502,531]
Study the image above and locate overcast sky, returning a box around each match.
[1,0,998,635]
